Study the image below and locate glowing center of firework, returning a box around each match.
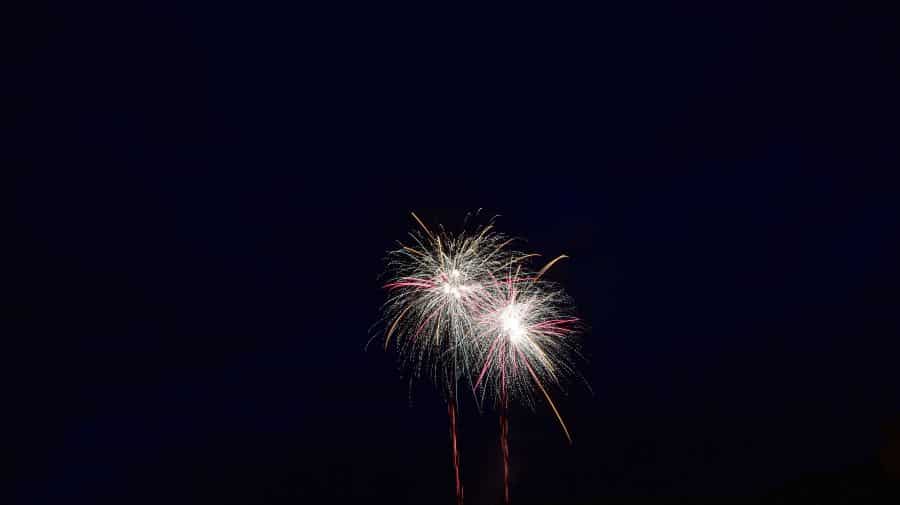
[440,269,474,299]
[442,284,462,298]
[499,303,527,343]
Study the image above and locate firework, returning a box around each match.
[375,212,586,505]
[380,212,532,392]
[468,259,583,505]
[471,262,582,442]
[378,211,531,505]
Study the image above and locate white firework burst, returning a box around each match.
[471,264,583,442]
[376,211,586,445]
[379,212,533,394]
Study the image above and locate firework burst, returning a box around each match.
[375,212,586,505]
[380,212,532,392]
[472,263,583,442]
[468,259,583,504]
[377,212,533,505]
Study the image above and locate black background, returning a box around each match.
[12,3,900,504]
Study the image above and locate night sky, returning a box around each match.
[13,3,900,504]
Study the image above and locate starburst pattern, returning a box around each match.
[472,265,583,442]
[375,211,587,505]
[380,212,532,392]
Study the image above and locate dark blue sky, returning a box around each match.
[13,3,900,504]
